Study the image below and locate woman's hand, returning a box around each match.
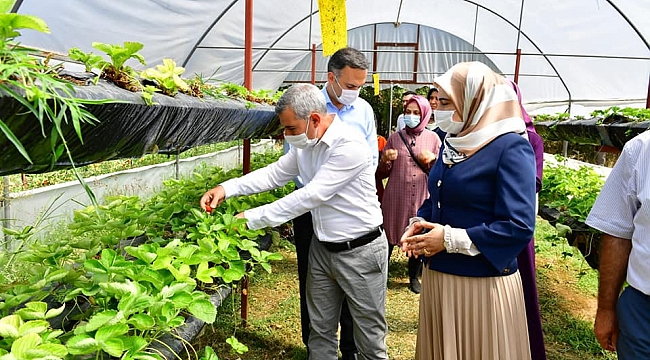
[417,149,437,164]
[400,220,445,257]
[382,149,398,163]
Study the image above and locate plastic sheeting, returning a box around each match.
[15,0,649,112]
[0,78,280,176]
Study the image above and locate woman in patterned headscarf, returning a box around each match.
[377,95,441,294]
[400,62,537,360]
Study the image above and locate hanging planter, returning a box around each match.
[0,80,281,176]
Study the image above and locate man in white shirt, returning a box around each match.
[586,131,650,359]
[201,84,389,360]
[395,91,417,131]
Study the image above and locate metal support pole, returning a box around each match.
[3,176,10,248]
[311,44,316,85]
[388,82,394,133]
[175,152,180,180]
[562,140,569,157]
[646,73,650,109]
[241,0,254,328]
[514,49,522,84]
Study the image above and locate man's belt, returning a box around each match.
[321,227,382,252]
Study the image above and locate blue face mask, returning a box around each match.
[403,114,421,128]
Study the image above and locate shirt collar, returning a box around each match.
[317,115,342,148]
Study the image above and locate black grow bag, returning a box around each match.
[539,206,601,269]
[0,78,281,176]
[550,118,602,146]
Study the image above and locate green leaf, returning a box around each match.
[0,314,20,338]
[95,323,129,343]
[196,261,218,283]
[101,338,126,357]
[66,334,99,355]
[160,282,191,299]
[201,346,219,360]
[122,335,148,354]
[44,303,66,319]
[188,299,216,324]
[3,13,50,33]
[84,259,107,274]
[0,0,14,14]
[17,319,49,336]
[25,343,68,358]
[226,336,249,355]
[85,310,120,332]
[127,314,155,330]
[11,333,41,358]
[170,292,193,308]
[0,120,32,163]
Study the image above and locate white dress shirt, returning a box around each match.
[396,114,406,131]
[221,116,383,243]
[586,131,650,295]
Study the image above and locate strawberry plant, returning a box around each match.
[67,47,104,74]
[92,41,146,92]
[0,0,114,205]
[140,58,190,96]
[539,156,604,224]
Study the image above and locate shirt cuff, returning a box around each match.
[443,225,480,256]
[220,179,239,198]
[242,209,266,230]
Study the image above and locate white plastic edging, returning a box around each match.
[543,153,612,179]
[1,140,276,242]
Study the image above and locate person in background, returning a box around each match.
[425,87,446,141]
[377,95,441,294]
[586,131,650,359]
[511,80,547,360]
[396,91,418,131]
[291,47,378,360]
[376,133,387,202]
[201,84,388,360]
[400,61,536,360]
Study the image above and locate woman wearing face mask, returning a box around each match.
[376,95,441,294]
[400,62,536,360]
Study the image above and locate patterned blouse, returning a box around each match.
[377,129,441,245]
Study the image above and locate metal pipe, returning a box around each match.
[3,176,10,248]
[311,44,316,85]
[388,83,394,133]
[175,152,180,180]
[514,49,522,84]
[647,73,650,109]
[241,0,254,328]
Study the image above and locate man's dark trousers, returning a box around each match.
[294,212,357,356]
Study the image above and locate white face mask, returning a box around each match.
[285,119,318,149]
[403,114,421,128]
[434,110,464,134]
[425,123,437,131]
[333,76,360,105]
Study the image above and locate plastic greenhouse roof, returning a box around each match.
[15,0,650,113]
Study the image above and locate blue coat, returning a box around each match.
[417,133,536,277]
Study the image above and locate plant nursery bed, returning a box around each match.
[0,78,281,176]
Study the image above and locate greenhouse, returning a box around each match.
[0,0,648,359]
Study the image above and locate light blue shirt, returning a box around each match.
[321,85,378,167]
[586,131,650,295]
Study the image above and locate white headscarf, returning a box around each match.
[433,62,527,165]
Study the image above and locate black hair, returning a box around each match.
[427,87,439,100]
[327,47,369,74]
[403,90,417,97]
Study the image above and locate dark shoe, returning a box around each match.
[409,277,421,294]
[341,352,358,360]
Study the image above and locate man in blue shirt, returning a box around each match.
[292,47,378,360]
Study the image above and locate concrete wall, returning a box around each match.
[1,140,276,241]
